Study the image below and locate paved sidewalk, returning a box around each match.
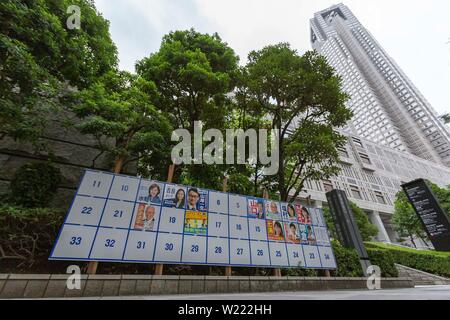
[29,285,450,300]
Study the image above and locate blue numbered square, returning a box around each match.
[99,200,135,229]
[89,228,128,260]
[269,242,289,267]
[286,243,305,268]
[315,208,326,227]
[313,226,330,246]
[229,216,249,239]
[249,241,270,266]
[248,219,267,241]
[229,239,251,265]
[208,213,229,237]
[153,233,183,262]
[229,195,247,216]
[123,230,157,262]
[303,245,322,268]
[318,246,337,269]
[209,192,228,214]
[158,207,185,233]
[50,225,97,259]
[65,196,106,226]
[207,238,229,265]
[77,171,114,198]
[109,175,140,202]
[181,235,207,263]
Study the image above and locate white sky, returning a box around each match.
[94,0,450,115]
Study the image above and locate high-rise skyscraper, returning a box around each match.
[310,3,450,167]
[297,3,450,248]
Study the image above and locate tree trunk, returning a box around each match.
[409,234,417,248]
[113,156,126,174]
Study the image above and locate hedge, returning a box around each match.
[365,242,450,278]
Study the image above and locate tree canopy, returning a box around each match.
[136,29,240,188]
[72,70,172,175]
[323,202,378,242]
[240,44,352,201]
[0,0,117,145]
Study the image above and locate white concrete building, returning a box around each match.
[298,3,450,247]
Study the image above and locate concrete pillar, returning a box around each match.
[315,200,323,208]
[369,211,391,243]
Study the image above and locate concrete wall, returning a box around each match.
[396,264,450,286]
[0,111,136,209]
[0,274,414,299]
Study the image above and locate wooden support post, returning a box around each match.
[154,164,176,276]
[86,261,98,275]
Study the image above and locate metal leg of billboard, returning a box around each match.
[326,190,371,277]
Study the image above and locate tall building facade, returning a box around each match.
[310,3,450,167]
[300,3,450,248]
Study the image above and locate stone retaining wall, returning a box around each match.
[0,274,414,299]
[396,264,450,286]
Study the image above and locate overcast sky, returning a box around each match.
[94,0,450,115]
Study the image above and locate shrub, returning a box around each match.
[365,242,450,277]
[10,162,62,208]
[0,205,64,270]
[367,248,398,277]
[331,241,364,277]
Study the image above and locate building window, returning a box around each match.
[374,191,386,204]
[338,147,349,158]
[352,137,363,148]
[350,185,362,200]
[359,153,372,165]
[323,180,334,193]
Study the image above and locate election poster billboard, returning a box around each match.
[49,170,337,269]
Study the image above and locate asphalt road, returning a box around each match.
[36,285,450,300]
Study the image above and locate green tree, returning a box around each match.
[392,191,429,248]
[0,0,117,146]
[323,202,378,242]
[136,29,239,188]
[441,114,450,124]
[242,44,353,201]
[71,71,172,175]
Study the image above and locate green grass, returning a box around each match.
[365,242,450,258]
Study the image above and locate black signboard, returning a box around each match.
[402,179,450,252]
[326,189,371,276]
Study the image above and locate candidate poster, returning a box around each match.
[50,169,337,270]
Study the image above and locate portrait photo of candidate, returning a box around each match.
[170,188,186,209]
[287,222,300,243]
[134,204,157,231]
[148,183,162,204]
[287,204,296,220]
[187,188,200,211]
[273,221,285,239]
[307,225,316,244]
